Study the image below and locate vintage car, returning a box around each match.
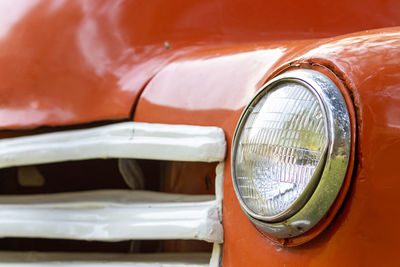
[0,0,399,266]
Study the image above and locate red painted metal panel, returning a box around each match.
[1,0,400,129]
[3,1,400,265]
[134,28,400,266]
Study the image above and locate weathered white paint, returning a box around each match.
[0,122,227,265]
[209,163,225,267]
[0,190,223,243]
[0,251,210,266]
[215,162,224,203]
[209,243,222,267]
[0,122,226,168]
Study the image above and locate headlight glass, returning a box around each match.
[232,69,352,241]
[234,81,328,221]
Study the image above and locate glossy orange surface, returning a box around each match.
[5,0,400,266]
[2,0,400,129]
[134,28,400,266]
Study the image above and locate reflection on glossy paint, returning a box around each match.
[134,27,400,266]
[140,48,286,111]
[78,15,111,76]
[46,0,68,13]
[77,0,126,76]
[303,32,400,60]
[1,0,400,129]
[0,107,74,126]
[0,0,40,40]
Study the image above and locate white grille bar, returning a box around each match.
[0,122,226,266]
[0,190,223,243]
[0,122,226,169]
[0,252,210,266]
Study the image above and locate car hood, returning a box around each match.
[0,0,398,130]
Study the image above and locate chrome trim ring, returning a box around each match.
[231,69,351,238]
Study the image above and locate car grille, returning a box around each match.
[0,122,226,266]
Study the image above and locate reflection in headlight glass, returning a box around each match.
[235,82,327,219]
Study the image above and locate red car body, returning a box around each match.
[1,0,400,266]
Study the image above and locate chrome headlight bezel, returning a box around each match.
[231,69,352,239]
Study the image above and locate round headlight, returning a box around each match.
[232,69,351,239]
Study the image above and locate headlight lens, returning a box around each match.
[232,69,352,240]
[234,82,328,221]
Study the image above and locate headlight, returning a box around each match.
[231,69,352,240]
